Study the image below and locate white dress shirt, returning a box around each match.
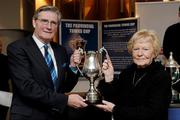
[32,34,58,75]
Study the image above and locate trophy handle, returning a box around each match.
[98,46,110,78]
[76,47,84,76]
[99,46,110,60]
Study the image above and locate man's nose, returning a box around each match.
[47,22,53,29]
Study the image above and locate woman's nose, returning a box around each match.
[137,50,143,56]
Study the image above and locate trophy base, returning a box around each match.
[85,99,102,105]
[85,93,103,105]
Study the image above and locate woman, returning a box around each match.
[96,29,172,120]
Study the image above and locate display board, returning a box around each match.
[59,18,139,92]
[59,19,100,56]
[136,1,180,46]
[101,17,139,72]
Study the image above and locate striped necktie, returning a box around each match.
[44,44,57,90]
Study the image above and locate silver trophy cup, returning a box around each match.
[165,52,180,103]
[78,47,109,104]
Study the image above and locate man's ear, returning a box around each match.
[32,19,36,28]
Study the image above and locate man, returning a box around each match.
[7,5,87,120]
[0,39,10,120]
[163,6,180,64]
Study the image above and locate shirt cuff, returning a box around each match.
[70,66,78,74]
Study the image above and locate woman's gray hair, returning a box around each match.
[127,29,161,58]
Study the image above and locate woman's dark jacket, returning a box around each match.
[98,61,172,120]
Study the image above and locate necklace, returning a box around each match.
[132,71,147,86]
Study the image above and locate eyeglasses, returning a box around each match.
[37,18,58,26]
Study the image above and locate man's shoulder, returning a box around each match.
[7,36,32,50]
[9,36,31,45]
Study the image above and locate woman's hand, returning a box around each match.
[96,100,115,112]
[102,58,114,83]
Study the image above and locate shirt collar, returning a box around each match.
[32,34,50,49]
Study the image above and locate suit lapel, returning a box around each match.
[26,37,54,88]
[51,43,70,91]
[51,44,63,90]
[27,37,47,69]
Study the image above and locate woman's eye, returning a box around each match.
[133,48,139,51]
[143,48,149,51]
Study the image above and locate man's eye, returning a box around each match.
[51,21,57,25]
[41,19,48,24]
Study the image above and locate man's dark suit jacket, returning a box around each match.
[7,36,79,120]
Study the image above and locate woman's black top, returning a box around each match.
[98,61,172,120]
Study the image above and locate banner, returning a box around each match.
[59,19,100,56]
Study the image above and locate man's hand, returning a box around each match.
[70,49,82,67]
[67,94,88,109]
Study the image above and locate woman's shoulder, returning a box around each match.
[149,62,171,82]
[153,62,167,73]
